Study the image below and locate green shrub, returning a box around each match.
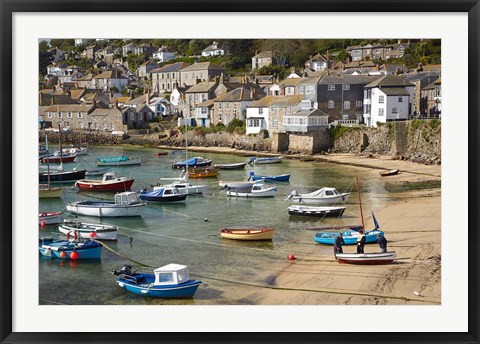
[429,119,441,129]
[226,118,244,133]
[329,125,358,140]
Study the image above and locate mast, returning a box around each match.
[46,135,51,190]
[184,117,188,181]
[356,177,365,230]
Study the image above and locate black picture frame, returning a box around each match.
[1,1,479,343]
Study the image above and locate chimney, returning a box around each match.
[114,99,118,109]
[146,91,150,105]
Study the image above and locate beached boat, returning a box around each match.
[63,147,88,156]
[288,205,346,218]
[113,264,202,298]
[39,237,102,260]
[379,169,400,177]
[220,227,275,241]
[85,167,110,176]
[219,180,256,190]
[314,226,383,245]
[76,172,135,192]
[171,149,186,155]
[249,172,291,182]
[248,156,282,165]
[187,168,218,178]
[58,220,118,241]
[39,184,63,198]
[172,156,212,169]
[226,183,277,198]
[214,162,247,170]
[66,191,146,217]
[286,187,350,204]
[139,187,187,202]
[39,211,64,225]
[335,251,396,265]
[41,152,77,163]
[96,155,142,166]
[39,144,48,155]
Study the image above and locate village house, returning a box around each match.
[47,47,65,63]
[74,39,92,47]
[304,53,331,72]
[201,41,225,57]
[317,74,380,124]
[363,74,415,127]
[404,71,440,115]
[46,62,68,77]
[83,45,99,60]
[194,99,214,127]
[122,42,154,57]
[346,41,410,62]
[137,61,158,78]
[87,107,126,132]
[283,106,329,133]
[420,78,441,118]
[91,68,129,92]
[153,46,177,62]
[211,87,263,126]
[150,62,190,94]
[245,95,304,135]
[251,51,273,71]
[42,104,95,130]
[279,76,321,104]
[179,62,226,87]
[170,86,188,115]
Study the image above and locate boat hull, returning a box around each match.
[96,158,142,166]
[39,212,64,225]
[66,201,145,217]
[250,157,282,164]
[139,194,187,202]
[76,179,135,192]
[220,228,275,241]
[379,169,400,177]
[41,155,76,163]
[58,222,118,241]
[336,252,396,265]
[39,170,86,183]
[227,188,277,197]
[116,275,201,298]
[214,162,246,170]
[39,187,63,198]
[314,229,384,245]
[188,170,218,178]
[251,174,290,182]
[289,195,349,204]
[38,239,102,259]
[172,160,212,169]
[288,206,345,217]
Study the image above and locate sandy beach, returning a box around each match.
[167,146,441,305]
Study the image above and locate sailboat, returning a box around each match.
[332,177,396,265]
[38,125,86,184]
[39,135,63,198]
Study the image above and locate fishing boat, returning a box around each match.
[314,225,383,245]
[248,156,282,165]
[219,180,256,190]
[288,205,346,218]
[139,186,187,202]
[96,155,142,166]
[85,167,110,176]
[172,156,212,169]
[39,168,86,183]
[154,178,206,195]
[187,167,218,178]
[379,169,400,177]
[63,147,88,156]
[58,220,118,241]
[113,264,202,298]
[286,187,350,204]
[39,237,102,260]
[226,183,277,198]
[220,227,275,241]
[39,184,63,198]
[214,162,247,170]
[335,251,396,265]
[171,149,186,155]
[249,171,291,182]
[75,172,135,192]
[39,211,64,225]
[66,191,146,217]
[41,152,77,163]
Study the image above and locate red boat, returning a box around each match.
[41,153,76,163]
[75,172,135,192]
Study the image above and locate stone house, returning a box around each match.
[42,104,94,130]
[251,51,273,71]
[86,107,126,132]
[317,74,380,123]
[304,53,330,72]
[84,45,99,60]
[283,101,329,133]
[211,87,263,126]
[180,62,226,87]
[363,74,415,127]
[91,68,129,92]
[420,78,441,118]
[194,99,214,127]
[279,76,321,104]
[137,61,158,78]
[153,46,177,62]
[151,62,190,94]
[201,41,225,57]
[47,47,65,63]
[404,71,440,115]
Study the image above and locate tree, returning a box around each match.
[39,40,49,53]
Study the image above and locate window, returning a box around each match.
[342,84,350,91]
[58,112,62,118]
[218,113,222,121]
[299,86,305,94]
[286,107,292,115]
[328,84,335,91]
[48,112,52,118]
[272,118,278,127]
[392,107,398,114]
[171,73,175,79]
[344,101,350,110]
[398,97,403,102]
[306,85,315,94]
[64,121,70,127]
[77,112,82,118]
[226,103,229,110]
[379,95,385,103]
[328,100,334,109]
[379,108,385,116]
[130,113,135,120]
[259,108,263,115]
[218,103,222,110]
[343,115,349,120]
[356,100,363,108]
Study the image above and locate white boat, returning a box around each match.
[286,187,350,204]
[288,205,346,217]
[154,181,205,195]
[66,192,146,217]
[218,180,256,190]
[58,219,118,241]
[335,252,396,265]
[63,147,88,156]
[39,211,64,225]
[226,183,277,198]
[248,156,282,164]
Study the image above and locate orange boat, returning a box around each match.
[220,227,275,241]
[187,167,219,178]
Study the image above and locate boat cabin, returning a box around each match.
[252,184,265,191]
[153,263,190,286]
[320,188,342,197]
[102,172,121,182]
[114,191,140,205]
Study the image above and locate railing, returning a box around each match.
[332,119,360,127]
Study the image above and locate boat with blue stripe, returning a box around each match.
[248,171,290,182]
[39,238,102,259]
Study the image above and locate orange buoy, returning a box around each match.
[40,222,46,228]
[70,251,79,260]
[59,251,66,258]
[89,232,96,239]
[288,254,295,260]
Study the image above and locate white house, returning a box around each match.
[246,104,270,135]
[363,74,414,127]
[74,39,92,46]
[194,99,214,127]
[304,53,330,72]
[148,97,173,117]
[153,47,177,62]
[201,41,224,57]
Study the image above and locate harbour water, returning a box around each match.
[39,145,394,305]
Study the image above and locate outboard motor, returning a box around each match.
[248,157,255,164]
[112,265,133,276]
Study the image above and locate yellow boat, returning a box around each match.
[188,168,219,178]
[220,227,275,241]
[39,185,63,198]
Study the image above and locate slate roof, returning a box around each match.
[213,87,262,102]
[364,74,414,88]
[380,87,411,96]
[185,80,218,93]
[151,62,190,73]
[89,108,123,116]
[253,51,272,58]
[280,77,321,87]
[44,104,94,112]
[284,108,329,117]
[181,62,225,72]
[248,95,304,108]
[93,69,127,79]
[319,75,380,85]
[196,99,214,108]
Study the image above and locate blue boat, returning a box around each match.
[314,212,384,245]
[113,264,202,298]
[172,156,212,169]
[139,186,187,202]
[248,171,290,182]
[38,238,102,259]
[248,156,282,165]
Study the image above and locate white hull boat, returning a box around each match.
[66,192,146,217]
[335,252,397,265]
[58,220,118,240]
[287,187,350,204]
[155,182,206,195]
[227,183,277,198]
[39,211,64,225]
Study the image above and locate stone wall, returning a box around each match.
[288,129,331,154]
[39,131,124,145]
